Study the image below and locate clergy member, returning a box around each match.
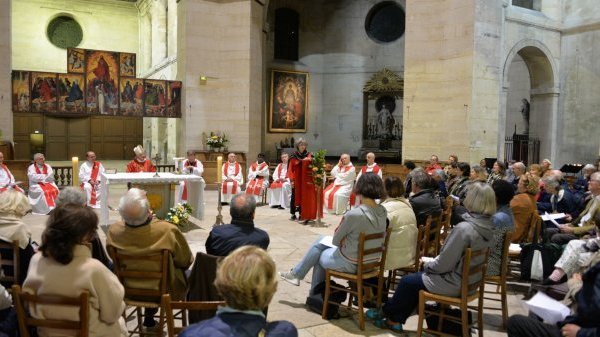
[245,153,270,202]
[288,139,317,223]
[126,145,156,173]
[175,150,206,219]
[0,152,24,193]
[350,152,382,207]
[269,152,291,209]
[27,153,59,215]
[79,151,105,208]
[323,153,356,215]
[221,153,244,204]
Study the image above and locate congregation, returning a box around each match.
[0,140,599,337]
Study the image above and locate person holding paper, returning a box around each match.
[537,175,577,222]
[510,173,540,243]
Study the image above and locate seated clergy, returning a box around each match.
[221,153,244,204]
[323,153,356,215]
[79,151,105,208]
[126,145,156,173]
[0,151,24,193]
[269,152,291,209]
[175,150,206,220]
[245,153,270,202]
[27,153,59,215]
[350,152,382,207]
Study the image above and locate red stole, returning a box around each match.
[361,164,380,175]
[222,162,241,194]
[181,160,197,200]
[270,163,288,188]
[0,164,23,193]
[246,162,268,196]
[80,161,101,205]
[34,164,58,207]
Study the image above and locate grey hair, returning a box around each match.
[432,169,446,181]
[33,153,44,160]
[118,188,150,226]
[591,172,600,182]
[56,187,87,206]
[463,182,497,216]
[412,170,431,189]
[513,162,526,171]
[230,194,256,220]
[583,164,596,173]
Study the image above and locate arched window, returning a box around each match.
[274,8,299,61]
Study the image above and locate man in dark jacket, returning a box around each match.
[507,260,600,337]
[409,170,443,225]
[205,194,269,256]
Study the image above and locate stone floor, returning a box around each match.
[22,170,530,336]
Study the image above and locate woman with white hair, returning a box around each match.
[369,182,496,332]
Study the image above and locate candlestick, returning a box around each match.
[72,157,79,186]
[216,156,223,183]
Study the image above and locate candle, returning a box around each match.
[72,157,79,186]
[216,156,223,183]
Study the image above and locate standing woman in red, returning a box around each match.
[288,139,317,224]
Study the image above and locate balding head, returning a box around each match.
[228,153,237,163]
[512,162,526,176]
[230,194,256,221]
[340,154,350,166]
[366,152,375,165]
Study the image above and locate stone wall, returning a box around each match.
[0,1,11,143]
[505,55,531,136]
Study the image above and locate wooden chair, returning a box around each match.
[417,247,490,337]
[386,222,428,293]
[508,213,542,279]
[12,285,89,337]
[440,197,454,246]
[0,240,20,287]
[161,294,225,337]
[427,213,444,257]
[484,231,512,330]
[108,247,169,337]
[322,228,391,330]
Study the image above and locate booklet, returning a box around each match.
[319,235,335,248]
[541,212,566,221]
[524,292,571,325]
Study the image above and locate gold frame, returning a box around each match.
[268,69,309,133]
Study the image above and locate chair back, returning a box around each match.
[527,213,543,243]
[162,294,225,336]
[356,227,391,279]
[499,231,513,281]
[0,240,20,287]
[108,246,169,303]
[12,285,89,337]
[421,214,442,257]
[440,198,453,244]
[187,252,224,323]
[460,247,490,301]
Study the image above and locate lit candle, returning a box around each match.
[216,156,223,183]
[72,157,79,186]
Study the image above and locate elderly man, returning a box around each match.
[269,152,291,209]
[350,152,382,207]
[27,153,59,215]
[509,161,526,191]
[107,188,193,328]
[221,153,244,204]
[79,151,105,208]
[409,170,443,225]
[175,150,206,219]
[245,153,270,202]
[126,145,156,173]
[0,151,23,193]
[323,153,356,215]
[425,154,442,175]
[205,194,269,256]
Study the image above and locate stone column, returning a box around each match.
[0,0,12,143]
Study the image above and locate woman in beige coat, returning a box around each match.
[381,176,418,270]
[23,204,127,337]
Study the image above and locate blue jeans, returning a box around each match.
[292,238,356,295]
[382,272,427,324]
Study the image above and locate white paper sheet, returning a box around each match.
[541,212,566,221]
[319,235,335,248]
[509,243,522,254]
[525,292,571,325]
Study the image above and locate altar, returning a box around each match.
[99,172,203,226]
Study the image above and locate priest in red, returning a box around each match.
[350,152,383,207]
[126,145,156,173]
[0,151,24,193]
[288,139,317,224]
[245,153,270,202]
[79,151,105,208]
[27,153,59,215]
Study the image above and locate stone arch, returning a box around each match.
[502,39,559,91]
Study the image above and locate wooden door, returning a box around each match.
[13,113,44,160]
[90,116,142,159]
[45,116,91,160]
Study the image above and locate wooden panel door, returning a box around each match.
[13,113,44,160]
[45,117,69,160]
[67,118,91,158]
[89,116,142,160]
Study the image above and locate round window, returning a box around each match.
[47,16,83,49]
[365,2,406,43]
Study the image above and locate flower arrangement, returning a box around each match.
[311,149,327,187]
[206,132,229,149]
[165,203,193,228]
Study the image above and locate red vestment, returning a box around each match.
[289,154,318,220]
[126,159,156,173]
[80,161,101,206]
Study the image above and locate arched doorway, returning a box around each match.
[499,40,559,165]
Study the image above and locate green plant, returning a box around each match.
[311,149,327,187]
[206,132,229,148]
[165,203,193,228]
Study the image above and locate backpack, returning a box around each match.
[305,280,347,319]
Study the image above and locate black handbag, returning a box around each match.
[305,280,347,319]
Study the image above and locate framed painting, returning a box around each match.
[31,72,58,113]
[85,50,119,115]
[58,73,85,114]
[143,80,167,117]
[67,48,85,73]
[120,52,136,77]
[269,69,309,132]
[12,71,30,112]
[166,81,182,118]
[119,77,144,116]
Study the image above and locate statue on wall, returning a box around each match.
[377,103,395,138]
[520,98,530,135]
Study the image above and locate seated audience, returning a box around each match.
[507,260,600,337]
[403,161,416,197]
[488,180,515,276]
[180,246,297,337]
[541,158,553,177]
[449,162,471,198]
[205,194,269,256]
[487,161,507,185]
[528,164,542,178]
[443,154,458,176]
[470,165,488,183]
[409,170,443,225]
[431,169,448,198]
[510,173,539,243]
[0,189,34,285]
[480,158,491,174]
[27,153,59,215]
[279,173,387,295]
[323,153,356,215]
[425,155,442,175]
[508,162,526,191]
[368,182,496,332]
[574,164,597,193]
[538,175,577,220]
[23,205,126,337]
[0,283,16,337]
[106,188,193,328]
[381,176,417,270]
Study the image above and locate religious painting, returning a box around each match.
[119,77,144,116]
[67,48,85,73]
[31,72,58,113]
[12,71,30,112]
[120,53,136,77]
[166,81,182,118]
[58,73,85,114]
[85,50,119,115]
[269,69,309,133]
[143,80,167,117]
